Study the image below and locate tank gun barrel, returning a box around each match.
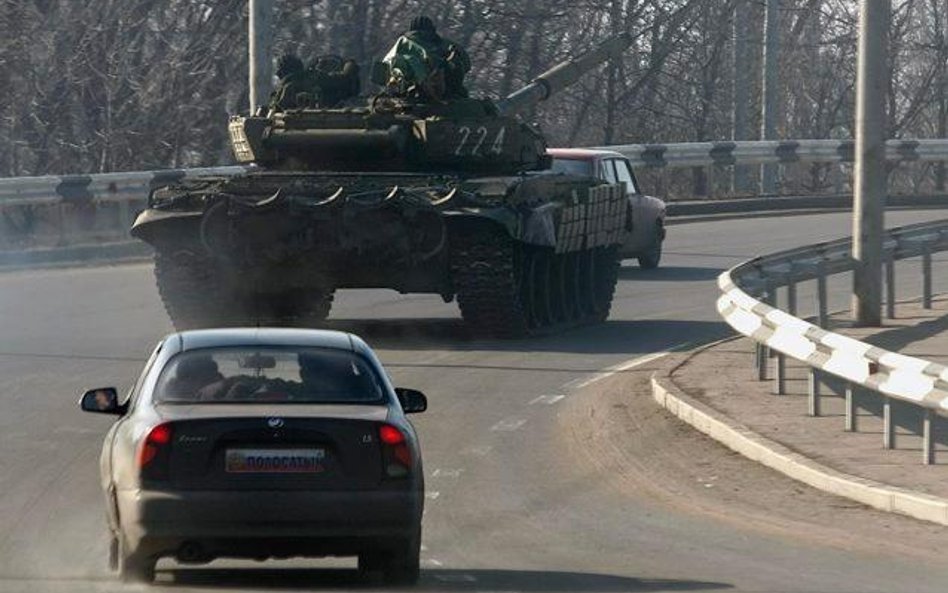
[495,33,633,117]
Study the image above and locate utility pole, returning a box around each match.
[852,0,890,326]
[249,0,273,114]
[760,0,780,195]
[732,0,753,193]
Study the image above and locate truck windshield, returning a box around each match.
[154,347,385,404]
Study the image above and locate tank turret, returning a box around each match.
[228,33,635,174]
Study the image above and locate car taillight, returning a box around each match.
[138,423,173,481]
[379,423,412,478]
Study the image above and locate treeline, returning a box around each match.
[1,0,946,195]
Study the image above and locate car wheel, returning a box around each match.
[637,225,663,269]
[108,535,119,571]
[117,537,156,584]
[358,550,385,575]
[382,531,421,585]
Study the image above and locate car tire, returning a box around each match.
[637,225,663,269]
[117,537,156,584]
[381,531,421,585]
[358,550,385,575]
[108,535,119,571]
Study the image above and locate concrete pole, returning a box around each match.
[249,0,273,114]
[760,0,780,195]
[732,0,754,193]
[852,0,889,327]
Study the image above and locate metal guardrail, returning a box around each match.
[0,166,250,207]
[608,138,948,168]
[716,219,948,464]
[2,139,948,208]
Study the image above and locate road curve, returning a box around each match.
[1,209,947,593]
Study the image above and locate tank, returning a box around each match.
[131,34,633,337]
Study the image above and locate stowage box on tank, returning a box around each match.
[131,32,634,337]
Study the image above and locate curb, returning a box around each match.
[0,241,151,272]
[665,193,948,217]
[650,343,948,527]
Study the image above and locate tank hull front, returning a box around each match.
[132,171,628,336]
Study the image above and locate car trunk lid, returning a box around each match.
[155,404,389,491]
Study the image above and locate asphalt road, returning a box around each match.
[2,209,948,593]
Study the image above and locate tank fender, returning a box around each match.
[129,208,202,246]
[520,202,558,247]
[443,208,519,240]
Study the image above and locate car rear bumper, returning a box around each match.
[117,488,422,558]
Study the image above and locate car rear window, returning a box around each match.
[550,158,593,177]
[154,347,385,404]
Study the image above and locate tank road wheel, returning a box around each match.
[550,253,572,324]
[576,249,597,318]
[451,231,530,338]
[153,251,247,330]
[563,252,582,322]
[529,249,554,329]
[592,246,621,321]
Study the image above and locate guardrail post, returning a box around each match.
[885,254,895,319]
[845,383,858,432]
[754,343,765,379]
[923,409,935,465]
[816,262,828,328]
[922,244,932,309]
[773,351,786,395]
[771,282,795,396]
[808,368,821,416]
[883,396,894,449]
[757,282,773,381]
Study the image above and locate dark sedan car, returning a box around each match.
[80,328,427,584]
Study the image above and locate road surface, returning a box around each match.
[2,210,948,592]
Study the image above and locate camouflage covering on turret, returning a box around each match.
[132,27,635,337]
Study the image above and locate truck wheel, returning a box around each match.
[637,226,663,269]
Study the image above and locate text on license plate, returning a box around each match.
[225,448,326,473]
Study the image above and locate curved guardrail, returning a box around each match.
[716,219,948,463]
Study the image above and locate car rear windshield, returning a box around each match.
[154,347,385,405]
[550,158,593,177]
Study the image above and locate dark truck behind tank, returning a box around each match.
[131,33,635,337]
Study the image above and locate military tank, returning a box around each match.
[131,34,633,337]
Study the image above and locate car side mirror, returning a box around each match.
[79,387,123,415]
[395,388,427,414]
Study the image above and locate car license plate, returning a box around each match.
[225,448,326,474]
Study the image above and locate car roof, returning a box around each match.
[546,148,626,161]
[172,328,360,353]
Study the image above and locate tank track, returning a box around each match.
[450,230,620,338]
[153,252,334,330]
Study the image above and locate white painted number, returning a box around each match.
[455,126,471,156]
[471,126,488,156]
[455,126,507,157]
[490,127,506,154]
